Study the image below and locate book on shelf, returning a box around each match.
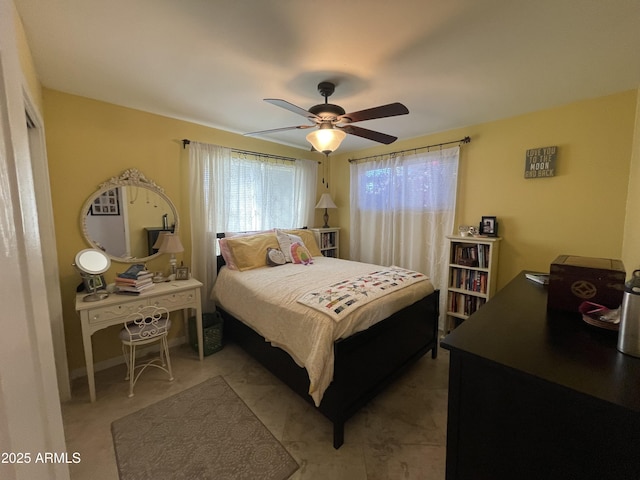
[453,244,491,269]
[448,291,486,316]
[450,269,488,293]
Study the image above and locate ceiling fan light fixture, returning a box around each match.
[306,125,346,154]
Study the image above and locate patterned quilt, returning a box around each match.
[297,266,427,321]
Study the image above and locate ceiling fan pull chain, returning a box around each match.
[325,153,330,189]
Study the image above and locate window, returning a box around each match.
[192,143,317,234]
[357,158,458,211]
[350,147,460,331]
[221,157,298,232]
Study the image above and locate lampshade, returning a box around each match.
[315,193,337,209]
[158,233,184,254]
[306,126,346,154]
[152,231,168,249]
[315,193,337,228]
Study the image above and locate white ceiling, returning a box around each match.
[14,0,640,153]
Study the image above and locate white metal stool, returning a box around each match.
[119,305,174,397]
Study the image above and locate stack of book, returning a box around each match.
[115,264,154,295]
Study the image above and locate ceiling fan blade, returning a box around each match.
[264,99,319,120]
[244,124,315,137]
[338,125,398,144]
[339,102,409,124]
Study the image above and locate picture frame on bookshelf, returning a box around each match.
[480,216,498,236]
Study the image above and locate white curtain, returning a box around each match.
[293,158,318,227]
[349,146,460,329]
[189,142,228,313]
[189,141,317,311]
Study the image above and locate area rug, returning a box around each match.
[111,376,298,480]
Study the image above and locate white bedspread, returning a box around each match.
[211,256,434,406]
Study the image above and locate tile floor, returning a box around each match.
[62,341,449,480]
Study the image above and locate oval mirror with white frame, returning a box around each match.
[79,168,180,263]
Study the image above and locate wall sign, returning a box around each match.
[524,146,557,179]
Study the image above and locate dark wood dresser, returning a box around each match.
[441,271,640,480]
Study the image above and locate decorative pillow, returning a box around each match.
[266,247,286,266]
[276,229,303,263]
[290,242,314,265]
[282,229,322,257]
[224,232,279,271]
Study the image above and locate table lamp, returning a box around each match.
[158,233,184,279]
[315,193,337,228]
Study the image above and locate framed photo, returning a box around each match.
[175,266,190,280]
[480,216,498,236]
[82,274,106,292]
[90,188,120,215]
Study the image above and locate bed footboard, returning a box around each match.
[219,289,439,448]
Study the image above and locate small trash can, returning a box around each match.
[188,312,223,356]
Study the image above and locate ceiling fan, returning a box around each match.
[245,81,409,154]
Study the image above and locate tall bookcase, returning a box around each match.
[446,235,501,332]
[310,227,340,258]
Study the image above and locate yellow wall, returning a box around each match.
[43,89,324,371]
[331,90,638,290]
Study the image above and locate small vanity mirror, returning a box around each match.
[75,248,111,302]
[80,169,180,263]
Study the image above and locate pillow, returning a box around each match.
[276,229,304,263]
[219,230,275,270]
[282,229,322,257]
[266,247,286,266]
[218,238,238,270]
[224,232,279,271]
[290,242,313,265]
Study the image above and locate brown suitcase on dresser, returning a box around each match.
[547,255,625,313]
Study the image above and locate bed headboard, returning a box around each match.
[216,233,226,273]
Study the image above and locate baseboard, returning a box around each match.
[70,335,188,380]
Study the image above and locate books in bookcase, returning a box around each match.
[453,243,491,269]
[450,269,488,294]
[448,292,487,316]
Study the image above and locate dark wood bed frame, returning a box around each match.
[214,243,440,449]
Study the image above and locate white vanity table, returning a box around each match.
[76,168,203,402]
[75,277,203,402]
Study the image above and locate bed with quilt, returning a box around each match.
[211,229,439,448]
